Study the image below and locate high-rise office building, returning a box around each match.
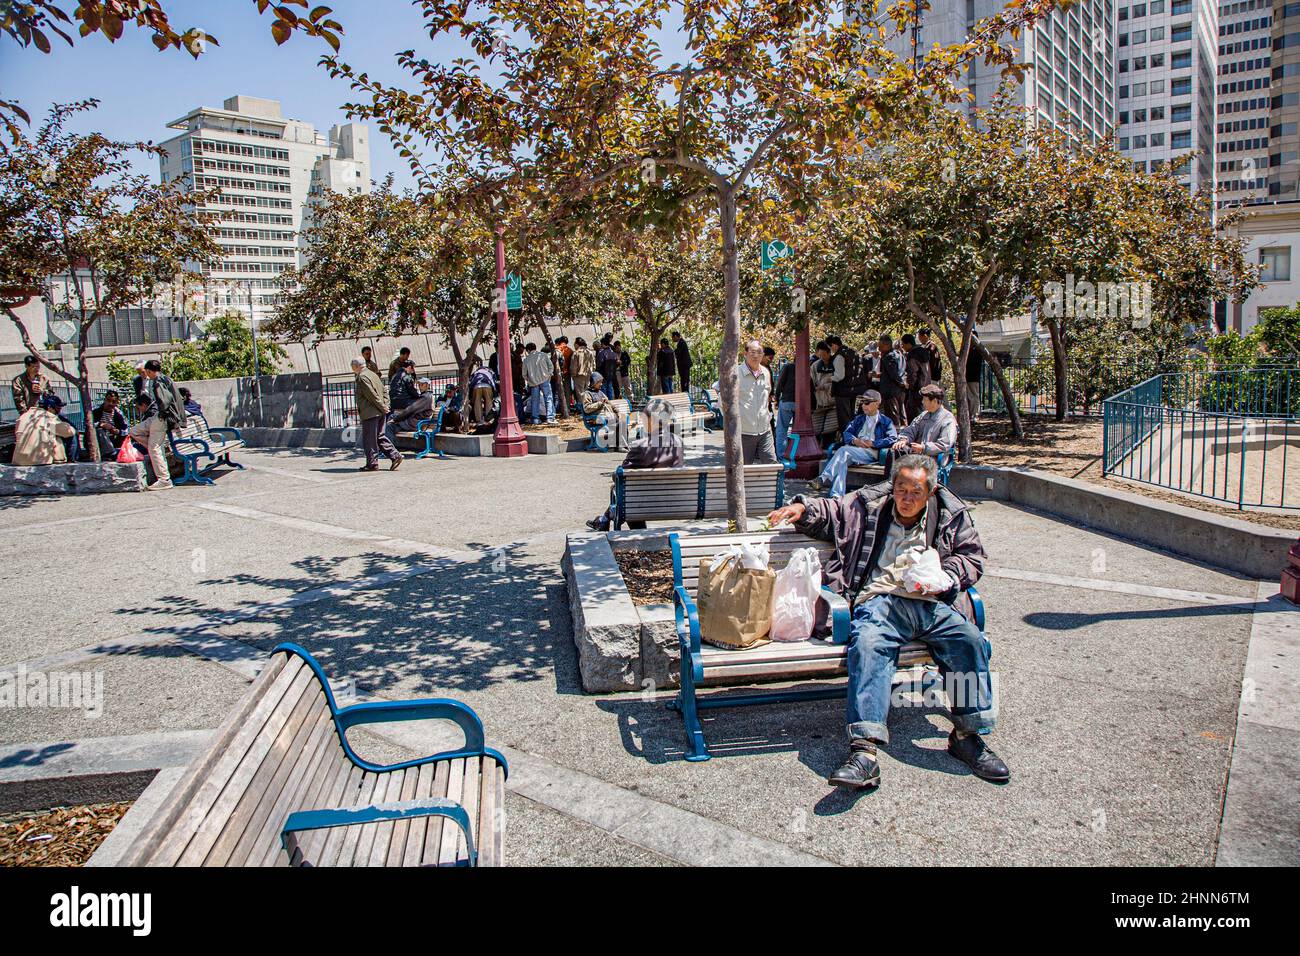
[159,95,371,320]
[1214,1,1272,204]
[1117,0,1218,192]
[871,0,1117,142]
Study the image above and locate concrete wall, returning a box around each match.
[176,372,324,429]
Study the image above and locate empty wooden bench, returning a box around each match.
[611,463,785,528]
[657,391,714,435]
[119,642,507,866]
[167,412,245,485]
[668,529,986,762]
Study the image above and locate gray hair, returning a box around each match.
[350,357,365,370]
[894,453,939,493]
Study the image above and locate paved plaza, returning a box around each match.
[0,433,1286,866]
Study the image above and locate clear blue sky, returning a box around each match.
[0,0,466,190]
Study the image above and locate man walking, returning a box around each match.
[672,330,693,393]
[739,340,776,464]
[965,335,984,422]
[352,357,401,471]
[128,359,187,490]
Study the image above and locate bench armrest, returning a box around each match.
[333,698,508,778]
[281,797,476,866]
[207,426,242,442]
[414,417,440,433]
[818,587,850,644]
[673,584,701,654]
[170,436,213,456]
[967,584,985,632]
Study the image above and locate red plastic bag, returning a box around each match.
[116,437,144,464]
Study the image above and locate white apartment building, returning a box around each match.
[1116,0,1219,192]
[159,95,370,321]
[1214,0,1273,205]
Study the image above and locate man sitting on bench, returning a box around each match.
[884,382,956,478]
[808,389,897,497]
[586,397,684,531]
[389,377,436,434]
[766,454,1008,790]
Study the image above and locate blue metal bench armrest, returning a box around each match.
[967,583,985,632]
[207,426,243,442]
[170,436,213,456]
[281,798,476,866]
[819,587,850,644]
[332,698,507,775]
[781,432,800,472]
[673,584,701,654]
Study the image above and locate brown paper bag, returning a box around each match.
[696,556,775,649]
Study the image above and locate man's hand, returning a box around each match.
[766,503,805,527]
[908,442,924,454]
[892,438,908,451]
[851,436,870,448]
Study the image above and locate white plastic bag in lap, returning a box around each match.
[770,547,823,642]
[903,547,951,595]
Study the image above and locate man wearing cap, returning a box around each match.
[11,355,47,415]
[388,376,438,434]
[809,390,898,497]
[885,383,957,477]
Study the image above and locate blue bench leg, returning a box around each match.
[220,454,244,470]
[667,646,710,762]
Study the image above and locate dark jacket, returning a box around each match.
[11,371,44,415]
[904,346,933,394]
[775,360,815,405]
[621,431,685,469]
[965,345,984,383]
[389,370,419,410]
[656,346,676,380]
[674,338,692,378]
[149,373,187,429]
[793,483,985,615]
[923,342,943,382]
[875,349,906,400]
[596,345,617,381]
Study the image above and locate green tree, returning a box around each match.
[0,101,221,460]
[161,312,286,381]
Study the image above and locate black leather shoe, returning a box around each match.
[358,464,378,471]
[827,745,881,790]
[390,455,402,471]
[947,731,1010,783]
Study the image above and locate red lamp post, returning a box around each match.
[492,223,527,457]
[789,321,822,478]
[1282,536,1300,604]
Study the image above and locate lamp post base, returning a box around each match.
[493,418,528,457]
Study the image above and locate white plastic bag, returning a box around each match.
[770,548,823,642]
[709,541,770,573]
[903,548,952,595]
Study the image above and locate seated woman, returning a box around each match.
[809,389,897,497]
[586,397,684,531]
[580,372,620,446]
[13,394,77,466]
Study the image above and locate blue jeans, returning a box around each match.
[529,382,555,422]
[820,443,882,497]
[661,376,674,394]
[600,379,614,399]
[846,593,995,745]
[774,401,796,462]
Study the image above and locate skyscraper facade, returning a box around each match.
[159,95,371,320]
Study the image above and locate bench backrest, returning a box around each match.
[658,392,696,417]
[119,648,348,866]
[618,464,785,521]
[169,412,213,443]
[671,530,834,599]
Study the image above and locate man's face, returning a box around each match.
[923,395,941,414]
[104,394,118,411]
[143,368,157,379]
[860,399,881,417]
[878,340,891,353]
[745,344,763,368]
[893,468,932,521]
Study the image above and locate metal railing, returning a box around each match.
[321,373,461,428]
[1102,365,1299,510]
[1,380,144,432]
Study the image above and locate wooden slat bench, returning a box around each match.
[167,412,245,485]
[668,529,986,762]
[611,463,785,528]
[695,387,724,429]
[658,391,714,435]
[582,398,640,451]
[119,642,507,866]
[393,404,450,460]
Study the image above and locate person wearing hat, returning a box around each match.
[388,376,437,434]
[12,392,76,466]
[885,382,956,477]
[580,372,621,448]
[11,355,47,415]
[809,390,898,497]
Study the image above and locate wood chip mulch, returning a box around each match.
[615,549,676,606]
[0,802,131,867]
[522,419,591,440]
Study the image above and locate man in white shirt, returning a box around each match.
[737,340,776,464]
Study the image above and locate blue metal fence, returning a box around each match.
[1102,366,1299,510]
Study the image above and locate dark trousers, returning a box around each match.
[680,369,691,392]
[362,414,399,467]
[905,390,924,424]
[883,393,908,430]
[834,394,855,438]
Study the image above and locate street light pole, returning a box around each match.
[492,223,527,457]
[245,280,264,424]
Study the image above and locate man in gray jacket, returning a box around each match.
[885,382,956,477]
[766,454,1007,790]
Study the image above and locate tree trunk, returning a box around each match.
[639,293,661,397]
[1046,317,1069,421]
[717,188,747,529]
[979,342,1024,440]
[927,319,972,462]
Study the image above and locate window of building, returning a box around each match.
[1151,79,1165,93]
[1134,108,1148,121]
[1134,134,1148,147]
[1260,246,1291,281]
[1133,81,1148,95]
[1134,55,1147,69]
[1171,50,1192,68]
[1134,2,1147,14]
[1151,52,1165,67]
[1172,130,1193,148]
[1172,103,1192,121]
[1151,132,1166,145]
[1151,0,1164,11]
[1120,110,1130,123]
[1120,84,1130,98]
[1120,136,1131,149]
[1120,58,1130,71]
[1120,32,1129,46]
[1132,29,1147,43]
[1151,25,1165,39]
[1151,106,1166,120]
[1171,23,1192,41]
[1171,77,1192,95]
